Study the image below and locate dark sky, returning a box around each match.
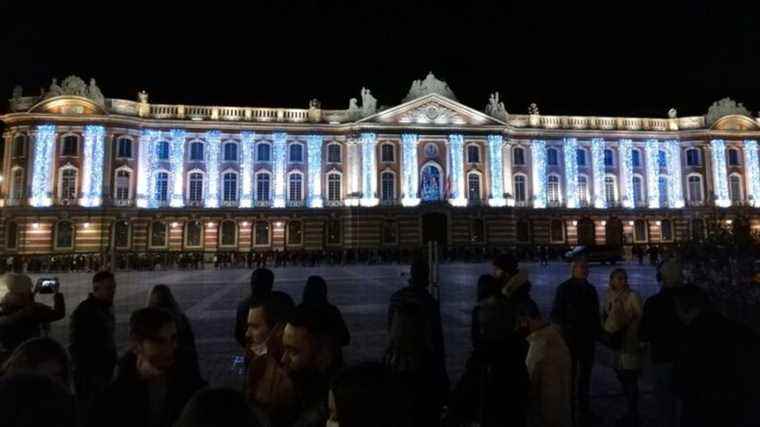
[1,1,758,118]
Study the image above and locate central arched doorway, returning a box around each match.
[605,217,624,247]
[422,213,447,252]
[578,217,595,246]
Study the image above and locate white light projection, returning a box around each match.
[205,131,221,208]
[488,135,506,207]
[240,132,255,208]
[563,138,579,208]
[272,132,287,208]
[531,140,547,208]
[136,130,158,208]
[618,139,634,208]
[307,135,324,208]
[710,139,730,207]
[666,140,685,208]
[448,134,466,207]
[169,129,186,208]
[743,140,760,207]
[591,138,606,208]
[30,124,56,207]
[80,125,105,207]
[360,133,379,207]
[401,134,420,207]
[645,139,660,208]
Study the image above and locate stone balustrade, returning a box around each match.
[508,114,705,131]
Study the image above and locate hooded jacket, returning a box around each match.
[69,294,117,378]
[550,277,601,354]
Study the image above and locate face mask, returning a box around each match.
[325,420,339,427]
[251,342,268,357]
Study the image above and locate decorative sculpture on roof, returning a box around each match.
[42,75,105,106]
[138,90,149,103]
[668,108,677,118]
[529,102,540,115]
[361,87,377,117]
[12,85,22,100]
[348,97,361,120]
[706,97,752,125]
[47,78,63,98]
[88,79,105,106]
[485,92,508,120]
[403,71,457,102]
[61,75,88,97]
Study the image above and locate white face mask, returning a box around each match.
[325,420,339,427]
[251,342,268,357]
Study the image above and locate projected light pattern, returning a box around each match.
[488,135,506,207]
[563,138,578,208]
[401,133,420,207]
[744,140,760,207]
[531,139,547,208]
[30,124,56,207]
[645,139,660,209]
[360,133,378,207]
[272,132,287,208]
[80,125,105,207]
[136,130,158,208]
[169,129,186,208]
[205,131,221,208]
[618,139,634,208]
[307,135,324,208]
[240,132,255,208]
[666,139,685,208]
[592,138,606,209]
[710,139,730,207]
[448,134,466,207]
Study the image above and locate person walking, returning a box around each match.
[235,269,275,349]
[147,284,200,375]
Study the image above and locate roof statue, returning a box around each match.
[41,75,105,106]
[529,102,540,115]
[484,91,508,120]
[138,90,149,103]
[11,85,22,100]
[348,87,378,120]
[402,71,457,102]
[88,79,105,106]
[706,97,752,125]
[668,108,677,118]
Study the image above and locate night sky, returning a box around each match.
[1,2,758,119]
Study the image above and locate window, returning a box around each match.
[381,144,394,162]
[516,219,530,242]
[288,173,303,201]
[328,173,341,201]
[658,150,667,169]
[576,149,587,167]
[688,175,703,202]
[467,145,480,163]
[190,142,204,161]
[254,222,270,245]
[514,175,527,202]
[188,172,204,202]
[513,147,525,166]
[327,144,341,163]
[550,219,564,243]
[256,173,271,201]
[632,149,641,168]
[468,173,481,201]
[156,141,170,160]
[117,138,132,158]
[578,175,589,204]
[13,136,25,157]
[257,143,271,162]
[604,176,616,203]
[547,148,558,166]
[471,219,484,242]
[220,221,237,246]
[547,175,560,203]
[114,221,130,249]
[326,220,341,244]
[634,220,648,242]
[604,149,614,167]
[115,170,131,201]
[12,168,24,199]
[691,219,705,240]
[60,168,78,200]
[728,148,740,166]
[185,222,203,248]
[55,221,74,249]
[729,175,742,202]
[633,176,644,206]
[223,172,238,202]
[223,142,238,162]
[62,135,78,156]
[155,172,168,202]
[6,222,18,249]
[382,220,398,244]
[289,144,303,162]
[381,172,395,201]
[686,149,700,166]
[150,222,167,247]
[287,221,303,245]
[659,176,669,206]
[661,220,673,241]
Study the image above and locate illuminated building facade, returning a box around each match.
[2,73,759,255]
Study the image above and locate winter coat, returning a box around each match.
[550,278,601,357]
[639,287,684,364]
[246,324,296,427]
[525,325,573,427]
[0,293,65,352]
[69,295,117,379]
[602,288,643,371]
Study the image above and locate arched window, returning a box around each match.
[188,172,204,202]
[420,164,442,201]
[288,173,303,201]
[327,144,341,163]
[471,219,484,242]
[287,221,303,245]
[6,222,18,250]
[55,221,74,249]
[688,175,703,202]
[156,141,170,160]
[13,135,25,158]
[60,167,78,200]
[686,148,700,166]
[728,148,740,166]
[189,141,204,161]
[220,220,237,247]
[516,219,531,242]
[661,220,673,241]
[550,219,564,243]
[61,135,78,156]
[326,220,341,245]
[256,173,271,201]
[117,137,133,158]
[634,220,648,242]
[691,218,705,240]
[382,220,398,244]
[223,172,238,202]
[547,175,561,204]
[328,173,341,201]
[513,147,526,166]
[154,172,169,202]
[547,148,559,166]
[150,222,167,248]
[114,221,131,249]
[185,222,203,248]
[632,149,641,168]
[223,142,239,162]
[257,143,271,162]
[514,174,527,202]
[659,176,669,206]
[289,144,303,163]
[381,144,395,162]
[604,175,617,204]
[576,149,587,167]
[729,174,743,202]
[604,148,614,167]
[254,221,270,246]
[381,172,395,201]
[658,150,667,169]
[633,175,644,206]
[11,168,24,200]
[467,145,480,163]
[578,175,589,205]
[115,169,131,201]
[468,173,481,201]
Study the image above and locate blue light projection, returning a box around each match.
[488,135,506,207]
[744,140,760,207]
[401,133,420,207]
[360,133,379,207]
[618,139,634,208]
[591,138,606,208]
[30,124,56,207]
[169,129,186,208]
[307,135,324,208]
[645,139,660,208]
[531,139,547,208]
[80,125,105,207]
[563,138,578,208]
[240,132,255,208]
[710,139,730,207]
[666,140,684,208]
[205,131,221,208]
[448,134,466,207]
[136,130,158,208]
[272,132,287,208]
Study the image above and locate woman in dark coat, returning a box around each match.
[147,285,200,375]
[301,276,350,365]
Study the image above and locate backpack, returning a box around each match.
[385,299,434,375]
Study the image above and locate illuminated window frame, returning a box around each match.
[184,221,204,249]
[53,220,75,251]
[218,220,238,248]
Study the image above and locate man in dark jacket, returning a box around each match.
[550,258,600,427]
[235,268,274,348]
[89,307,206,427]
[69,271,118,404]
[0,273,65,354]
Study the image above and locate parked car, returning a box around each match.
[563,245,623,264]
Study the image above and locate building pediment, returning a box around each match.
[356,93,506,127]
[28,96,107,116]
[711,114,759,131]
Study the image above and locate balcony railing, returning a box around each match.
[325,200,344,208]
[6,198,24,207]
[221,200,239,208]
[286,200,305,208]
[186,200,204,208]
[113,199,132,207]
[254,200,272,208]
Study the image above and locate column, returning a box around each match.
[136,129,157,208]
[447,134,466,207]
[272,132,287,208]
[205,130,221,208]
[531,139,546,208]
[360,133,378,207]
[80,125,106,207]
[645,138,660,209]
[488,135,506,207]
[666,139,685,208]
[307,134,324,208]
[591,138,606,209]
[168,129,186,208]
[401,133,420,207]
[503,140,514,206]
[240,132,255,208]
[710,139,730,207]
[345,138,361,206]
[30,124,57,207]
[743,140,760,207]
[563,137,579,208]
[618,139,634,209]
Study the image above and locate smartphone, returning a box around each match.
[35,278,60,294]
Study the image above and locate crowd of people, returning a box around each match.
[0,251,758,427]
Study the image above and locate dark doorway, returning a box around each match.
[422,213,447,251]
[578,218,595,246]
[605,217,624,247]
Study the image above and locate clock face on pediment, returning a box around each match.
[358,93,504,126]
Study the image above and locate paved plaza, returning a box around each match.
[30,261,662,426]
